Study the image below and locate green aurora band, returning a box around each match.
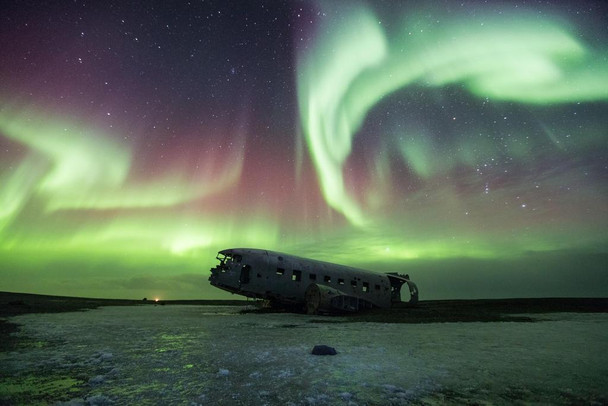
[0,107,244,216]
[297,3,608,226]
[0,1,606,299]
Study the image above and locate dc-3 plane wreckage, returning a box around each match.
[209,248,419,314]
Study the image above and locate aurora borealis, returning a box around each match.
[1,1,607,300]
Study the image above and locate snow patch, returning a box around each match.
[339,391,353,400]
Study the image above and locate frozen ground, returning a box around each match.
[1,305,606,405]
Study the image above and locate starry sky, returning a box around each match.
[1,0,607,300]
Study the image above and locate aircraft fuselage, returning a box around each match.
[209,248,418,314]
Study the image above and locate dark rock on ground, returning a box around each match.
[312,345,337,355]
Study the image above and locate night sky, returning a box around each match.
[1,0,607,300]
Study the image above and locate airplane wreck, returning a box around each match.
[209,248,418,314]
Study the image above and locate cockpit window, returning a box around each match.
[215,253,228,272]
[219,253,242,264]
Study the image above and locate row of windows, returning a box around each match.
[274,267,381,293]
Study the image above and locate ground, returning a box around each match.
[1,293,607,405]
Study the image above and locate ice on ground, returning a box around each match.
[1,305,607,405]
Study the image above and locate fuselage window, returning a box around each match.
[338,278,345,285]
[324,275,331,283]
[375,284,381,291]
[276,268,285,276]
[362,282,369,292]
[351,280,357,288]
[309,273,317,281]
[292,270,302,282]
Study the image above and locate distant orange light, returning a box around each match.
[154,298,159,302]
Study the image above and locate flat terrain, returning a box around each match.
[0,291,249,318]
[0,292,248,352]
[2,291,606,353]
[1,302,607,405]
[351,297,608,323]
[2,292,605,319]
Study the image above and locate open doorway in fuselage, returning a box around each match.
[240,265,251,286]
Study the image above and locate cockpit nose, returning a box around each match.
[208,251,240,289]
[209,266,217,281]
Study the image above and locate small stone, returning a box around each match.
[311,345,337,355]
